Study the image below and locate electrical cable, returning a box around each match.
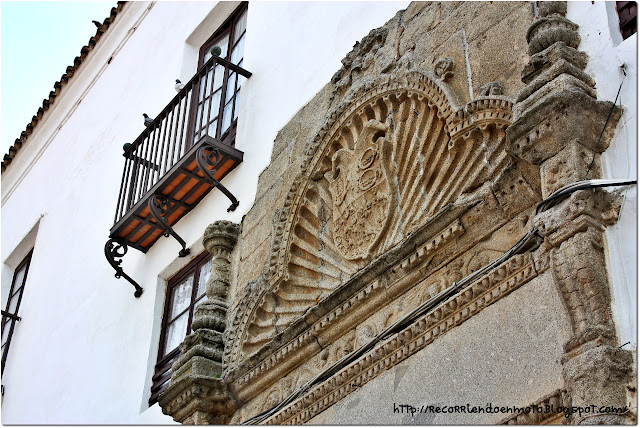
[536,179,637,214]
[241,179,636,425]
[585,73,626,179]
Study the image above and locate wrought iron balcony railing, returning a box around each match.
[105,55,251,297]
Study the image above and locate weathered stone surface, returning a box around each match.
[214,1,634,425]
[159,358,236,425]
[505,3,635,425]
[562,346,634,424]
[539,139,596,196]
[507,88,621,166]
[306,273,570,425]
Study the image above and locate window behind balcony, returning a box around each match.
[2,250,33,375]
[617,1,637,40]
[191,3,247,147]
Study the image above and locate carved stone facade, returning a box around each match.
[159,2,635,425]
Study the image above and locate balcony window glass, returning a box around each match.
[192,4,248,146]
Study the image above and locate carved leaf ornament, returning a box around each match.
[226,71,512,370]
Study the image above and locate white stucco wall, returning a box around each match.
[0,1,408,423]
[567,1,638,349]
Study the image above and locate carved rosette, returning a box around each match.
[509,2,633,423]
[159,221,240,425]
[433,57,455,81]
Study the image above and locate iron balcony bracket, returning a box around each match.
[148,194,191,257]
[212,56,252,78]
[104,238,144,298]
[196,143,240,212]
[1,310,21,322]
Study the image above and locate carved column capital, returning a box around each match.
[203,220,241,256]
[533,189,622,245]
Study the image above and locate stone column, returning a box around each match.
[506,2,633,424]
[159,221,241,425]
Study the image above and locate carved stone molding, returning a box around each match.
[160,364,236,425]
[478,81,505,97]
[506,2,620,172]
[534,189,622,356]
[263,253,538,424]
[228,205,475,402]
[330,27,389,105]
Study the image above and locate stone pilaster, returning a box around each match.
[506,1,621,196]
[159,221,241,425]
[507,2,633,424]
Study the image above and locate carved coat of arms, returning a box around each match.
[325,120,395,260]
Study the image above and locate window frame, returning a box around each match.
[617,1,637,40]
[1,250,33,374]
[187,2,248,148]
[149,251,213,405]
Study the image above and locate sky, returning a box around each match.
[1,1,116,156]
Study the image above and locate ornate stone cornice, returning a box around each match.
[232,218,466,398]
[448,96,513,144]
[264,252,538,424]
[506,1,620,168]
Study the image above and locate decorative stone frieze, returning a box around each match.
[264,252,538,424]
[159,221,240,425]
